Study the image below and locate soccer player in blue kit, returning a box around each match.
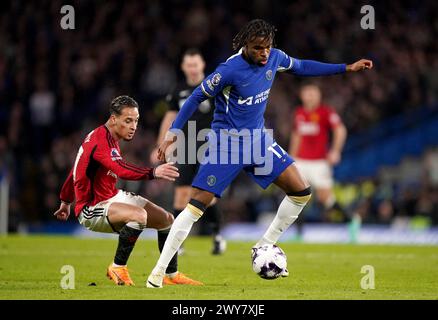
[147,19,373,287]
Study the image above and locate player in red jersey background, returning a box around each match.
[54,95,202,286]
[289,83,360,242]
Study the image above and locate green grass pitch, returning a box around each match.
[0,235,437,300]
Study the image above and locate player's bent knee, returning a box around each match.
[287,187,312,206]
[149,209,174,230]
[129,208,147,229]
[159,211,174,230]
[167,212,175,225]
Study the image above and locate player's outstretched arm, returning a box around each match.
[346,59,373,72]
[290,58,373,76]
[93,142,155,180]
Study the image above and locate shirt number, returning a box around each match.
[267,142,286,159]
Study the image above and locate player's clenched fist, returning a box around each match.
[154,162,179,181]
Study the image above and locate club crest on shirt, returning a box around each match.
[266,70,273,80]
[110,148,122,161]
[310,113,320,122]
[207,175,216,186]
[211,73,222,86]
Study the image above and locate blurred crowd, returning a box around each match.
[334,148,438,227]
[0,0,437,230]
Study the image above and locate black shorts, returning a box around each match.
[175,162,200,187]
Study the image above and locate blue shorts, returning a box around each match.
[192,129,294,197]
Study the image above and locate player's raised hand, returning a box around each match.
[346,59,373,72]
[54,202,71,221]
[154,162,180,181]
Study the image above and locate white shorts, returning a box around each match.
[78,190,148,233]
[295,158,334,189]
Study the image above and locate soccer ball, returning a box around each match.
[252,244,287,279]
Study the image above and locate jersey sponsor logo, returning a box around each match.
[237,96,253,105]
[207,175,216,186]
[297,122,320,135]
[266,69,273,80]
[110,148,122,161]
[237,89,270,106]
[211,73,222,86]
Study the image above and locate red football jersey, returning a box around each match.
[293,105,341,159]
[60,125,154,216]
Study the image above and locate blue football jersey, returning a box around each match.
[199,48,294,132]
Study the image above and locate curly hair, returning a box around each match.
[232,19,277,51]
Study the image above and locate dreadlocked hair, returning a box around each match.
[232,19,277,51]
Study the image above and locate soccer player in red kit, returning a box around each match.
[53,95,202,286]
[289,83,360,241]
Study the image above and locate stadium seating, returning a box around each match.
[335,105,438,182]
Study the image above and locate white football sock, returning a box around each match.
[112,262,126,267]
[152,207,201,275]
[255,195,309,247]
